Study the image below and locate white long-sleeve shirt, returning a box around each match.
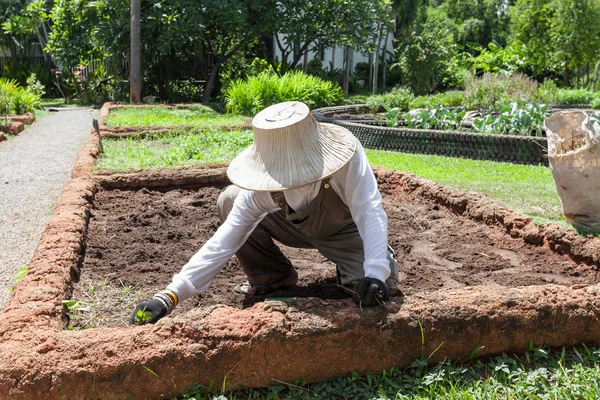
[167,142,390,302]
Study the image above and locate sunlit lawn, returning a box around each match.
[105,106,250,128]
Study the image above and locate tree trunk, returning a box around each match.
[367,53,373,91]
[372,23,382,95]
[382,29,390,91]
[331,48,336,70]
[303,50,308,72]
[130,0,142,104]
[343,46,351,96]
[203,61,221,104]
[592,60,600,92]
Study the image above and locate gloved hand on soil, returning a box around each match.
[130,290,178,325]
[354,277,389,307]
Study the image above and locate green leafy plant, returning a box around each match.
[26,73,46,97]
[409,91,464,109]
[132,309,152,325]
[591,96,600,110]
[12,87,41,114]
[473,103,549,136]
[223,70,344,115]
[384,105,466,130]
[554,88,595,105]
[366,87,415,112]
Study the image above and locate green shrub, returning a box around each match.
[26,73,46,97]
[591,95,600,110]
[463,72,538,111]
[534,80,559,105]
[409,91,464,109]
[223,70,344,115]
[366,87,414,112]
[0,78,17,115]
[12,87,41,114]
[554,89,595,105]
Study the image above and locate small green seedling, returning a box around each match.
[133,308,153,325]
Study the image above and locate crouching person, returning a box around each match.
[131,101,400,324]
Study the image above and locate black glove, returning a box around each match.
[130,299,168,325]
[354,277,389,307]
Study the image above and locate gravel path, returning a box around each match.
[0,109,97,310]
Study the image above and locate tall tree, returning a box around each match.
[130,0,141,103]
[273,0,390,74]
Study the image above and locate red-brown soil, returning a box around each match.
[74,175,599,328]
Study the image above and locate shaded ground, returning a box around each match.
[73,176,599,328]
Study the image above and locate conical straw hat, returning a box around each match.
[227,101,357,191]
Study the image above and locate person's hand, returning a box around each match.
[354,277,389,307]
[130,299,167,325]
[130,290,178,325]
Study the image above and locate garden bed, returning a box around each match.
[314,105,550,165]
[2,102,600,399]
[74,170,598,329]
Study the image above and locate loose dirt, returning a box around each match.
[73,176,599,328]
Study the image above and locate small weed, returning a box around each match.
[8,267,28,292]
[132,309,152,325]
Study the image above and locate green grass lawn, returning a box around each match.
[366,150,563,226]
[105,106,250,128]
[97,128,253,170]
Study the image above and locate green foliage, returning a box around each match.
[510,0,600,82]
[11,87,41,114]
[0,77,41,114]
[223,71,345,115]
[463,72,538,110]
[366,87,415,112]
[591,96,600,110]
[273,0,391,72]
[534,80,559,105]
[408,91,464,109]
[473,103,549,136]
[26,73,45,97]
[396,8,465,94]
[132,309,152,325]
[98,128,253,170]
[468,41,526,75]
[385,105,466,130]
[164,80,204,103]
[554,89,596,105]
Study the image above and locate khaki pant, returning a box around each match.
[217,184,399,291]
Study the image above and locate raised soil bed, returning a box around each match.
[2,102,600,399]
[77,172,597,328]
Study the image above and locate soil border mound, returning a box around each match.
[1,102,600,399]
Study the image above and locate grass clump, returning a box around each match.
[366,150,562,225]
[105,107,249,128]
[223,70,344,115]
[98,128,252,170]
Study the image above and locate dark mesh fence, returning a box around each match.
[314,105,549,166]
